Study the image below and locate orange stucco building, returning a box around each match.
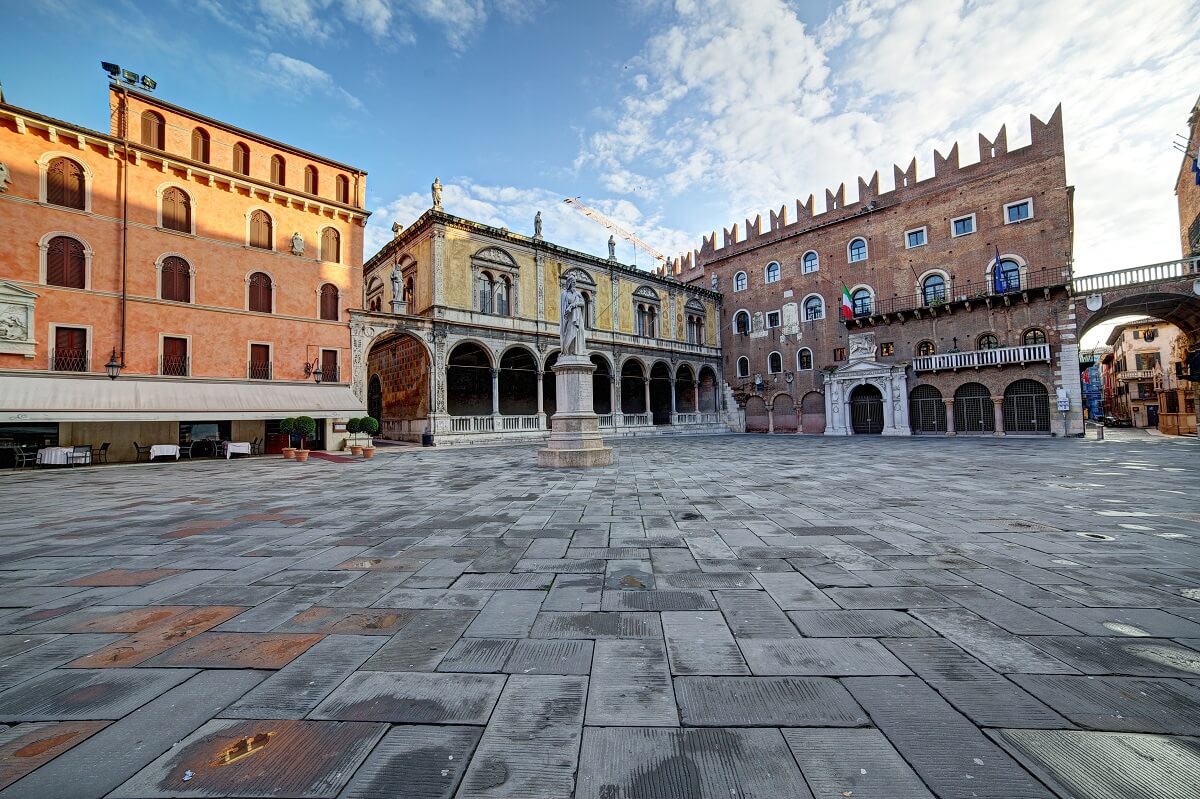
[0,80,368,462]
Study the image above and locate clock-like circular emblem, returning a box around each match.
[1085,294,1103,311]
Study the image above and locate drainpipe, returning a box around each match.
[118,85,129,368]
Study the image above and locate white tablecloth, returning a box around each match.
[225,442,252,459]
[150,444,180,460]
[36,446,73,465]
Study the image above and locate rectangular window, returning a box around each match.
[321,349,339,383]
[1135,353,1160,370]
[766,311,781,328]
[905,227,927,248]
[1005,199,1033,224]
[951,214,976,237]
[880,342,895,356]
[53,327,88,371]
[1133,330,1141,340]
[162,336,189,377]
[1137,382,1156,399]
[834,347,847,362]
[249,343,271,380]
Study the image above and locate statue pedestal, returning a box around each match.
[538,354,614,468]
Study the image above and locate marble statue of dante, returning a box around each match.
[608,234,617,260]
[431,177,443,209]
[534,211,542,238]
[559,274,586,357]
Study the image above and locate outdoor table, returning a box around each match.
[36,446,73,466]
[224,441,252,459]
[150,444,180,460]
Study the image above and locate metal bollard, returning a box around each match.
[1095,423,1104,440]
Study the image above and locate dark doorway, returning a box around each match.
[954,382,994,434]
[650,363,672,425]
[621,361,646,414]
[910,385,946,434]
[543,352,558,419]
[850,384,884,434]
[447,342,493,416]
[1003,379,1050,433]
[499,348,538,415]
[368,375,382,422]
[591,354,612,415]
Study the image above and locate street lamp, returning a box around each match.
[104,348,122,380]
[313,364,323,384]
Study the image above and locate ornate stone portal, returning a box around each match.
[538,277,614,467]
[823,331,911,436]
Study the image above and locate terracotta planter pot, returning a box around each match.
[294,449,310,462]
[349,445,363,456]
[361,447,376,459]
[282,447,296,460]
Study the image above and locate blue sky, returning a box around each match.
[4,0,1199,289]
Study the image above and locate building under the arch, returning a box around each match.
[354,209,726,445]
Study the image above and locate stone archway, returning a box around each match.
[849,384,884,434]
[543,351,559,418]
[621,360,647,415]
[698,366,719,413]
[498,347,539,415]
[954,382,994,434]
[1004,379,1051,433]
[447,341,493,416]
[366,330,432,440]
[591,354,613,415]
[649,362,673,425]
[675,365,697,413]
[773,394,797,432]
[745,396,768,432]
[800,391,825,433]
[909,385,946,434]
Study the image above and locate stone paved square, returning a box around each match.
[1,432,1199,798]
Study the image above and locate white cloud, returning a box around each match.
[365,179,696,266]
[578,0,1200,273]
[259,52,363,110]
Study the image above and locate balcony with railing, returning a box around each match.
[51,348,89,372]
[846,267,1067,324]
[913,343,1051,372]
[1117,369,1157,382]
[248,361,273,380]
[161,355,190,377]
[321,365,341,383]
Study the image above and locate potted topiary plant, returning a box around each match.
[360,416,380,458]
[293,416,317,462]
[279,417,297,459]
[345,417,363,456]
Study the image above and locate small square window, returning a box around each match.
[1005,199,1032,224]
[880,342,895,356]
[905,228,927,248]
[766,311,781,328]
[833,347,847,362]
[951,214,976,237]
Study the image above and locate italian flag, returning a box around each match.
[840,285,853,320]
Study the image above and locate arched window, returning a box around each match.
[636,304,658,337]
[994,258,1022,291]
[734,310,750,334]
[978,333,1000,350]
[365,277,383,312]
[319,283,339,321]
[249,210,273,250]
[46,236,86,288]
[922,274,946,305]
[803,295,823,321]
[797,348,813,370]
[478,271,494,314]
[191,128,210,163]
[917,340,936,357]
[495,276,511,316]
[141,111,165,149]
[1023,328,1047,346]
[848,237,868,262]
[734,271,747,292]
[304,165,318,195]
[336,174,350,204]
[765,262,781,283]
[736,356,750,378]
[802,251,819,274]
[768,352,783,374]
[248,272,272,313]
[270,155,286,186]
[851,287,873,316]
[320,227,340,263]
[233,142,250,175]
[582,290,593,329]
[161,187,192,233]
[160,256,191,303]
[46,157,85,210]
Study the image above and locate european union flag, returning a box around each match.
[993,245,1007,293]
[1192,156,1199,185]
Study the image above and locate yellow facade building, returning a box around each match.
[352,205,726,444]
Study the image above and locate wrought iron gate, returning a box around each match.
[909,386,946,434]
[850,388,884,434]
[1003,380,1050,433]
[954,384,994,433]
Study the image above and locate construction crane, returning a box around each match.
[562,197,666,266]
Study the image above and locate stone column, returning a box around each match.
[882,379,896,433]
[992,396,1005,436]
[643,376,651,422]
[693,381,700,415]
[612,376,621,420]
[767,403,775,434]
[536,370,546,428]
[943,397,956,436]
[491,369,500,417]
[669,378,678,424]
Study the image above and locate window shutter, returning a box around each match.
[191,129,210,163]
[250,211,271,249]
[305,166,317,194]
[47,236,85,288]
[320,284,338,320]
[321,228,339,262]
[141,112,163,148]
[234,143,249,175]
[321,349,338,378]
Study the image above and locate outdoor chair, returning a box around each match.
[178,442,195,460]
[133,442,151,462]
[94,442,111,464]
[12,447,36,470]
[68,445,92,466]
[250,437,262,456]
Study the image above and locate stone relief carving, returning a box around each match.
[848,331,876,361]
[0,304,28,341]
[290,232,305,257]
[0,163,11,193]
[0,282,37,357]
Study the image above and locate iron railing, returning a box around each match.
[1117,369,1156,381]
[322,365,341,383]
[913,343,1051,372]
[51,348,89,372]
[161,355,190,377]
[848,267,1066,320]
[1072,256,1199,293]
[248,361,272,380]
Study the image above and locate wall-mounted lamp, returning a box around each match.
[105,348,122,380]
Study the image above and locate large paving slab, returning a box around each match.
[2,432,1200,797]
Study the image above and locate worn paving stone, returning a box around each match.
[660,611,749,675]
[739,638,911,676]
[600,589,716,611]
[782,728,935,799]
[714,590,799,637]
[529,611,662,639]
[463,591,544,638]
[311,671,506,723]
[752,572,839,609]
[1011,674,1200,734]
[0,721,111,790]
[990,728,1200,799]
[675,676,868,726]
[787,609,935,638]
[0,667,195,721]
[586,639,677,726]
[457,675,587,798]
[577,727,812,799]
[336,725,482,799]
[437,638,518,673]
[1033,606,1200,638]
[361,609,477,671]
[909,608,1078,673]
[140,631,324,669]
[825,586,956,609]
[1023,635,1200,678]
[0,634,124,692]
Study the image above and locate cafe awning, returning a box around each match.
[0,374,365,422]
